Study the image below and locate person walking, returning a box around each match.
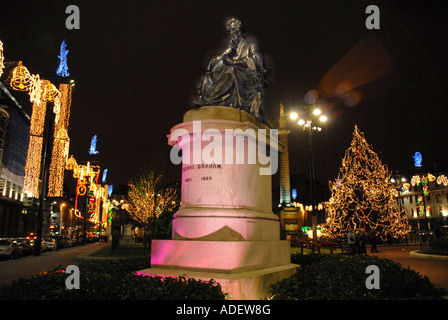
[370,230,379,253]
[359,230,368,255]
[347,230,355,255]
[354,230,361,254]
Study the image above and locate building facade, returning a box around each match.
[0,81,32,237]
[398,172,448,236]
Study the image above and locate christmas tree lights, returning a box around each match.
[323,125,410,241]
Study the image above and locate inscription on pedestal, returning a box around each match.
[183,164,224,171]
[183,164,223,183]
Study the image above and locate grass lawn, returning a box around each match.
[88,245,150,258]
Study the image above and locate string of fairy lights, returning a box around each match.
[397,173,448,218]
[23,97,47,197]
[323,125,410,241]
[0,39,70,198]
[0,38,112,230]
[12,63,66,197]
[47,83,72,197]
[66,156,110,225]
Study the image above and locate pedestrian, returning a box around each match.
[347,230,355,255]
[370,230,378,253]
[354,230,361,254]
[359,230,368,255]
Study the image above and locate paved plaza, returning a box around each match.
[0,243,108,286]
[372,244,448,290]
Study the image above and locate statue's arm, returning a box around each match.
[223,56,248,68]
[249,41,266,73]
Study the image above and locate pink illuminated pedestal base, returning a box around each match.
[150,239,290,272]
[137,107,298,299]
[137,263,297,300]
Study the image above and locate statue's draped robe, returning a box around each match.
[197,36,267,121]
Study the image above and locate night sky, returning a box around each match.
[1,1,447,194]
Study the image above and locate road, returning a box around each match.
[0,243,107,286]
[371,244,448,290]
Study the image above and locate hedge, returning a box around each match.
[431,236,448,252]
[2,254,446,300]
[0,258,226,300]
[270,253,447,300]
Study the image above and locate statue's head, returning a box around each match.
[226,17,243,37]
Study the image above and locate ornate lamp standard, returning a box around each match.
[59,202,66,236]
[290,100,327,239]
[390,175,407,213]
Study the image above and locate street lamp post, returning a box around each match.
[34,98,55,256]
[59,203,66,236]
[307,121,318,240]
[390,176,407,213]
[290,100,327,240]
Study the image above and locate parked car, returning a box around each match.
[50,235,63,249]
[63,236,74,247]
[40,239,49,252]
[29,238,47,253]
[44,238,57,251]
[16,237,34,256]
[25,232,38,240]
[0,238,23,259]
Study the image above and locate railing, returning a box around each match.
[291,238,341,254]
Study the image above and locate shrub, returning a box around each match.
[78,257,152,273]
[431,236,448,252]
[271,254,447,300]
[0,258,226,300]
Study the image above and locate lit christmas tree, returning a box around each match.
[323,125,409,241]
[125,171,177,250]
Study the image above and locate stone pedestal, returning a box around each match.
[137,106,298,299]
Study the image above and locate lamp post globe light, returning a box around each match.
[290,100,328,240]
[390,174,407,211]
